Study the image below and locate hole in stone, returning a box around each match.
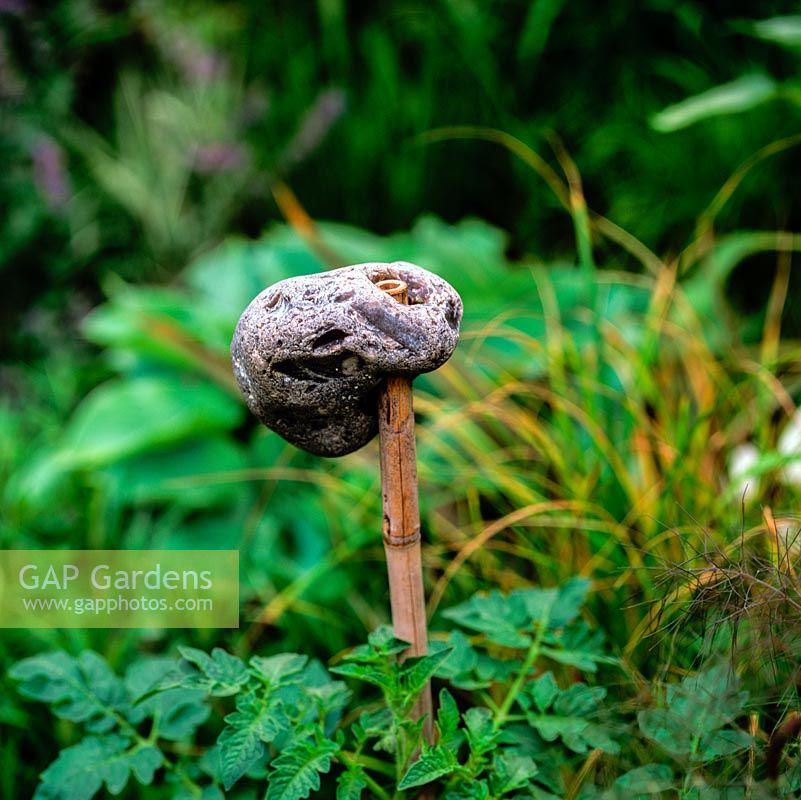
[445,300,459,328]
[273,360,306,380]
[273,351,364,383]
[312,329,348,350]
[265,292,282,309]
[335,290,354,302]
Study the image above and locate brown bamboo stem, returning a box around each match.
[376,278,434,746]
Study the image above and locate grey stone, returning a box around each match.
[231,261,462,456]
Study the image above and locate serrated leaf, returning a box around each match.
[431,631,482,688]
[437,689,461,749]
[218,693,290,790]
[368,625,410,654]
[173,787,225,800]
[398,746,456,790]
[336,767,367,800]
[443,591,532,648]
[637,708,693,759]
[125,658,209,740]
[340,626,407,666]
[527,682,618,755]
[530,672,559,713]
[11,651,126,733]
[34,734,160,800]
[330,662,397,694]
[698,728,752,760]
[443,779,491,799]
[306,680,352,719]
[355,707,396,754]
[250,654,308,687]
[177,646,250,696]
[553,683,606,717]
[400,648,453,698]
[541,621,610,673]
[638,663,749,763]
[264,737,339,800]
[490,751,538,794]
[464,707,499,756]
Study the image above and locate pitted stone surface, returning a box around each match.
[231,262,462,456]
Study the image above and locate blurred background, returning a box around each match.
[5,0,801,796]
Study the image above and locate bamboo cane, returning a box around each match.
[376,278,435,746]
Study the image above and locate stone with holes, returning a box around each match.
[231,261,462,456]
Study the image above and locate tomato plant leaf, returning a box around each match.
[264,737,339,800]
[398,745,456,790]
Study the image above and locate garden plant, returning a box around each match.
[5,3,801,800]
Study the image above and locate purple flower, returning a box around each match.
[281,88,347,170]
[32,137,71,209]
[0,0,28,15]
[192,142,249,174]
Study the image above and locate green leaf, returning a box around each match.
[650,74,778,132]
[176,646,250,696]
[437,689,462,750]
[250,654,308,687]
[525,682,619,755]
[340,626,408,666]
[101,437,247,509]
[11,651,126,733]
[173,787,225,800]
[57,376,242,469]
[517,0,568,66]
[490,751,539,794]
[443,591,533,648]
[698,728,753,760]
[125,658,210,740]
[400,648,453,698]
[553,683,606,717]
[264,737,339,800]
[530,672,559,713]
[637,708,693,759]
[354,707,396,754]
[218,693,290,790]
[336,768,367,800]
[611,764,675,794]
[464,707,499,756]
[431,631,482,688]
[541,621,610,673]
[398,745,456,790]
[519,577,589,628]
[750,16,801,50]
[34,734,160,800]
[638,663,750,762]
[82,284,231,369]
[366,625,410,656]
[330,662,397,694]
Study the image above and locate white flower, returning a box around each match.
[778,409,801,486]
[729,442,760,503]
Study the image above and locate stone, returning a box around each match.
[231,261,462,456]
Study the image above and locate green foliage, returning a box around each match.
[6,4,801,798]
[521,673,619,755]
[638,663,752,764]
[264,738,340,800]
[35,735,161,800]
[6,209,801,795]
[9,580,790,798]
